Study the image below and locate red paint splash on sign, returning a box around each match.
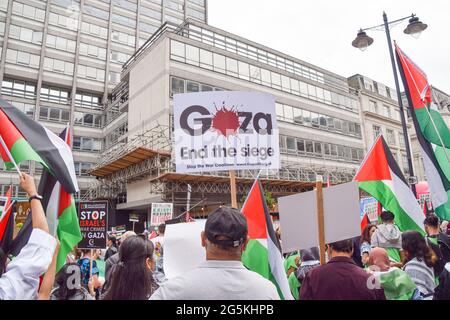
[211,105,240,138]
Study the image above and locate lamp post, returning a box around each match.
[352,12,428,196]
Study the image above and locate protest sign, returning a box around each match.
[278,182,360,253]
[78,201,108,249]
[360,197,380,223]
[150,203,173,227]
[164,220,206,279]
[173,91,279,173]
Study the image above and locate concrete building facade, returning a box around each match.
[0,0,207,199]
[91,20,366,229]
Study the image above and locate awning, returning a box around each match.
[90,147,170,177]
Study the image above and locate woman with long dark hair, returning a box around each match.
[360,224,377,267]
[401,231,437,298]
[102,235,156,300]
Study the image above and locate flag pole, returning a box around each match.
[0,134,21,176]
[229,170,238,208]
[315,175,326,265]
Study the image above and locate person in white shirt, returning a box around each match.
[149,207,280,300]
[0,173,57,300]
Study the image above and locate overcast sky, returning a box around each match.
[208,0,450,93]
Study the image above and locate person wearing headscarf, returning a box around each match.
[283,252,300,300]
[367,247,419,300]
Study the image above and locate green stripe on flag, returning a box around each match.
[56,197,82,272]
[416,108,450,149]
[359,181,425,235]
[242,239,285,299]
[7,138,47,170]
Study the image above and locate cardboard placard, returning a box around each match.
[78,201,108,249]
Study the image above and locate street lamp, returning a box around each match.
[352,12,428,196]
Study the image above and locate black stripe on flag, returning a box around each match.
[380,135,408,184]
[257,180,282,251]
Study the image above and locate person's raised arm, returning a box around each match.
[38,240,60,300]
[19,173,48,233]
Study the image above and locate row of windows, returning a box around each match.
[280,135,364,163]
[276,103,362,138]
[74,111,103,127]
[112,30,135,47]
[164,14,183,25]
[372,125,406,148]
[112,12,136,28]
[46,34,76,52]
[73,136,102,152]
[184,25,348,91]
[139,21,159,34]
[12,1,46,22]
[43,57,74,76]
[164,0,184,11]
[9,25,43,45]
[170,77,225,95]
[186,7,205,20]
[140,5,162,20]
[171,40,359,112]
[41,85,70,104]
[83,4,110,21]
[49,12,79,32]
[188,0,205,7]
[77,64,106,82]
[81,21,108,39]
[1,79,37,99]
[6,49,40,69]
[368,100,403,122]
[111,50,131,64]
[75,92,102,110]
[0,21,5,36]
[79,42,107,60]
[113,0,137,12]
[363,77,397,100]
[39,105,70,123]
[109,72,121,85]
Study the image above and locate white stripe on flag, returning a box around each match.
[266,232,294,300]
[424,143,448,208]
[384,171,425,232]
[44,127,79,192]
[47,182,60,237]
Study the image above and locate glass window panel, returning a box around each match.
[171,40,185,59]
[186,45,200,65]
[39,106,49,119]
[225,57,238,76]
[213,53,225,73]
[303,110,311,125]
[290,79,300,93]
[293,108,302,123]
[261,69,271,86]
[311,112,319,127]
[171,77,185,95]
[49,108,60,120]
[283,105,293,122]
[314,142,322,155]
[238,61,249,80]
[297,139,305,152]
[307,84,316,97]
[186,81,199,93]
[305,140,314,153]
[271,72,281,89]
[199,49,212,69]
[249,65,261,83]
[281,75,290,92]
[61,110,70,121]
[286,137,296,150]
[275,103,284,119]
[299,81,308,96]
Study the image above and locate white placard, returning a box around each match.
[163,220,206,279]
[278,182,361,253]
[173,91,279,173]
[150,203,173,227]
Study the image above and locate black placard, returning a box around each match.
[78,201,108,249]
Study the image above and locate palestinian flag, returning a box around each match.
[373,268,417,300]
[9,127,82,272]
[354,135,425,234]
[241,179,293,300]
[0,99,78,194]
[0,187,14,254]
[0,109,45,170]
[395,44,450,221]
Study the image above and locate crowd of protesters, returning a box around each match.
[0,173,449,300]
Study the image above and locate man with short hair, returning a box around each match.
[299,239,386,300]
[104,235,117,262]
[149,207,280,300]
[424,214,450,276]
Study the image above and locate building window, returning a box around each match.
[79,43,106,60]
[12,2,45,22]
[39,106,70,123]
[73,136,102,152]
[81,21,108,39]
[74,111,102,127]
[4,100,34,118]
[402,154,410,175]
[6,49,40,68]
[46,34,76,53]
[111,30,135,47]
[399,133,406,148]
[386,129,396,145]
[75,92,102,110]
[9,25,42,44]
[372,125,382,140]
[369,100,377,113]
[382,105,391,118]
[1,79,36,99]
[43,57,74,76]
[40,86,70,104]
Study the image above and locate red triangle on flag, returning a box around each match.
[354,136,391,182]
[241,180,268,239]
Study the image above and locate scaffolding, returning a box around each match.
[85,122,357,202]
